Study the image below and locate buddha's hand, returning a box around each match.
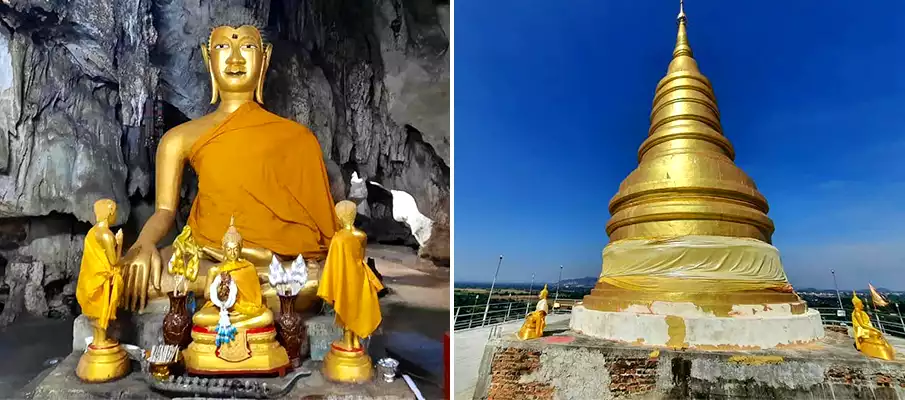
[120,240,162,312]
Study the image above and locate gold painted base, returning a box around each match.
[76,342,130,383]
[582,281,806,317]
[182,325,290,376]
[517,311,546,341]
[322,341,373,384]
[857,338,896,361]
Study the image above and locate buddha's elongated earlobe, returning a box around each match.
[201,44,219,105]
[255,43,272,104]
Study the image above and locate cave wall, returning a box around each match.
[0,0,449,323]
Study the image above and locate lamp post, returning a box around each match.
[482,255,504,326]
[469,294,479,329]
[896,303,905,335]
[553,265,563,313]
[831,269,843,310]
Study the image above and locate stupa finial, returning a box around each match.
[672,0,693,60]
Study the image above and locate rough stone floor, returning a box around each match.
[0,315,73,398]
[26,352,419,400]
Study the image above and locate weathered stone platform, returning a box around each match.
[473,321,905,399]
[26,352,416,399]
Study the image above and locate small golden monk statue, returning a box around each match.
[852,292,895,360]
[318,201,385,383]
[75,199,130,382]
[181,216,290,376]
[119,13,338,313]
[517,284,550,340]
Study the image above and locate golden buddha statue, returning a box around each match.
[580,1,804,316]
[119,16,338,313]
[852,292,895,361]
[318,201,385,383]
[517,285,549,340]
[182,217,290,375]
[75,199,130,382]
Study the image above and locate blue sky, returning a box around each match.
[454,0,905,290]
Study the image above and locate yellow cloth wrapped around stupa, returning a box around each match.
[76,226,124,330]
[598,235,792,293]
[318,229,384,339]
[187,101,340,259]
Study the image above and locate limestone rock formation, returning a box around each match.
[0,0,449,325]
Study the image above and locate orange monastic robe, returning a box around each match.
[317,229,384,339]
[76,226,123,329]
[187,102,339,259]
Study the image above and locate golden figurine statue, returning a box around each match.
[118,16,338,313]
[517,285,549,340]
[852,292,895,361]
[75,199,130,382]
[318,201,385,383]
[182,217,290,375]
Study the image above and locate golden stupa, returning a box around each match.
[581,2,805,317]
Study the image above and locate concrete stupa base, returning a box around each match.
[569,304,825,349]
[473,320,905,400]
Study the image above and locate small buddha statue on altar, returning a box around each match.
[318,201,385,383]
[852,292,895,361]
[75,199,130,382]
[517,284,549,340]
[181,217,290,375]
[118,12,339,314]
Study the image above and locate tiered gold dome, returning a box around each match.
[606,4,774,243]
[581,3,802,316]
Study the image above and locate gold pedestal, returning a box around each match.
[182,325,290,376]
[76,342,130,383]
[322,341,373,383]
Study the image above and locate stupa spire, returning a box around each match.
[674,0,691,58]
[605,0,774,243]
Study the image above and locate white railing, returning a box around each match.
[453,302,905,338]
[813,307,905,338]
[453,301,574,331]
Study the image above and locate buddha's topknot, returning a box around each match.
[206,5,272,48]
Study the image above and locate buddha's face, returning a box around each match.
[207,25,264,94]
[224,242,241,261]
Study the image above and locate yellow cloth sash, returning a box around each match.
[75,226,123,329]
[187,102,339,259]
[599,235,791,292]
[318,229,384,339]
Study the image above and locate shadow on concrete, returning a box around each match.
[371,302,449,399]
[384,272,450,289]
[0,316,73,398]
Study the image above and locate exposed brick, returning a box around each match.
[826,365,867,386]
[876,373,893,387]
[488,347,554,400]
[608,357,658,396]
